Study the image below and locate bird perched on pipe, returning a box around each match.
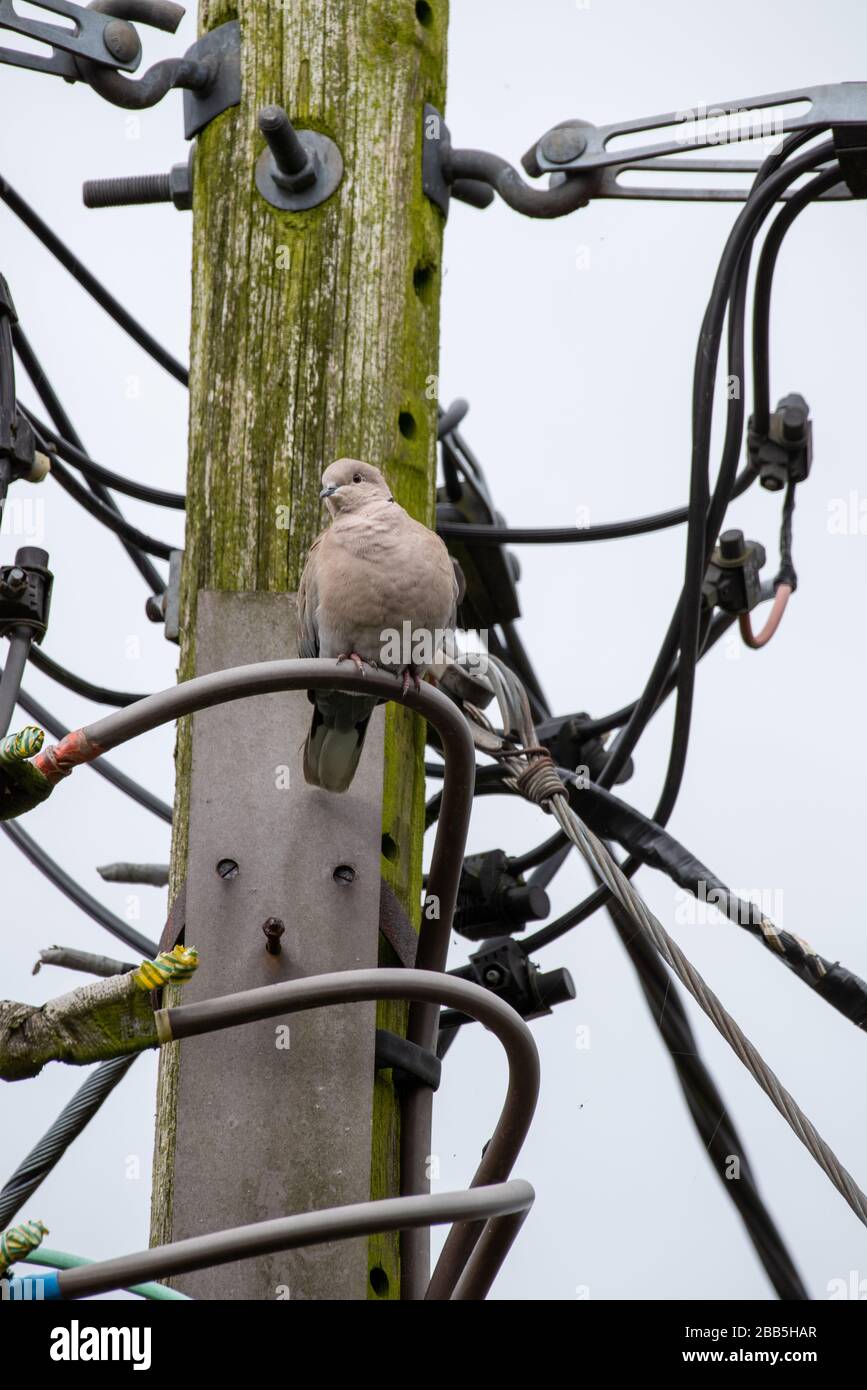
[299,459,459,792]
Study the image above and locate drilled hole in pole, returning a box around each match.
[413,261,435,300]
[369,1265,390,1296]
[398,411,417,440]
[415,1,433,26]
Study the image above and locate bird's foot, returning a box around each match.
[400,667,423,697]
[337,651,369,675]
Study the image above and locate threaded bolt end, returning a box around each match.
[83,174,172,209]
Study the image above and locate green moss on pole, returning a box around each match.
[151,0,449,1299]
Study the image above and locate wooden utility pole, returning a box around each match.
[150,0,449,1299]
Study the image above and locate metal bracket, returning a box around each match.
[530,82,867,175]
[421,105,495,219]
[0,0,142,81]
[182,19,241,140]
[144,548,182,641]
[422,103,452,218]
[374,1029,441,1092]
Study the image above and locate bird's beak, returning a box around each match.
[319,484,338,498]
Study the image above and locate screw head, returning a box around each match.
[216,858,239,879]
[539,127,587,165]
[333,864,356,885]
[102,18,140,65]
[262,916,286,955]
[5,567,26,593]
[484,966,505,986]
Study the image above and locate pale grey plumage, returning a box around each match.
[299,458,458,792]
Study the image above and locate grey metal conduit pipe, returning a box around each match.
[50,969,539,1300]
[56,1184,535,1301]
[62,660,477,1296]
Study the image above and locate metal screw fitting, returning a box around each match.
[259,105,318,191]
[539,126,587,165]
[83,150,193,211]
[333,864,356,885]
[255,104,343,212]
[262,916,286,955]
[216,858,239,880]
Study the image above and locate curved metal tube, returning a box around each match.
[15,968,539,1300]
[36,1183,534,1300]
[74,0,215,110]
[33,658,478,1295]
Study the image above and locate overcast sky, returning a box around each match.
[3,0,867,1301]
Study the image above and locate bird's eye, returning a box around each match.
[352,472,362,483]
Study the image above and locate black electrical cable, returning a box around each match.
[752,164,844,435]
[0,1054,138,1230]
[542,139,836,940]
[0,665,172,822]
[26,645,150,707]
[436,465,757,546]
[507,829,565,877]
[0,174,189,388]
[604,894,808,1301]
[13,326,166,594]
[604,134,830,797]
[480,608,736,883]
[21,405,186,510]
[0,627,32,737]
[1,819,158,956]
[47,453,176,560]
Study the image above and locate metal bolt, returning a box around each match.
[333,864,356,885]
[719,529,745,561]
[102,17,140,66]
[83,154,193,212]
[484,966,504,986]
[4,567,26,595]
[259,105,318,192]
[539,127,587,165]
[262,916,286,955]
[216,858,239,879]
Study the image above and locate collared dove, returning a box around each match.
[298,458,459,792]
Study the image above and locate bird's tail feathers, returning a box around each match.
[303,690,377,793]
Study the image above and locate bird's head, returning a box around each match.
[319,459,394,516]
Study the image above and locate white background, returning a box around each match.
[2,0,866,1301]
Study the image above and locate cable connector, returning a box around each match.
[536,712,634,786]
[748,393,813,493]
[0,547,53,642]
[702,529,766,616]
[449,937,575,1021]
[454,850,550,941]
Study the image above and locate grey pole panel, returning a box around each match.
[168,591,385,1300]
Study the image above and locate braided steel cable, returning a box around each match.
[0,1055,137,1229]
[552,802,867,1229]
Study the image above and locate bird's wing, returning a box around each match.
[297,532,323,659]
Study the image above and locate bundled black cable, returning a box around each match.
[605,893,809,1301]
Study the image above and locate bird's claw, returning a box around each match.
[400,668,423,697]
[337,651,369,675]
